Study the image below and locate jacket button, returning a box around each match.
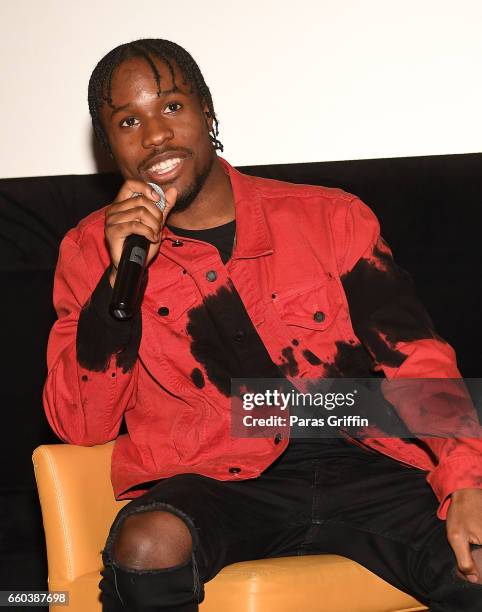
[158,306,170,316]
[233,330,246,342]
[274,433,282,445]
[229,467,241,474]
[206,270,217,282]
[313,310,325,322]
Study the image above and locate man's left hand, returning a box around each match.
[446,488,482,584]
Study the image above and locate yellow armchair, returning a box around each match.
[33,443,427,612]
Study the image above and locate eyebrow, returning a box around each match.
[110,87,180,118]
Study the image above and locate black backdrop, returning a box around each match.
[1,153,481,602]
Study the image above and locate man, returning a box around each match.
[43,39,482,611]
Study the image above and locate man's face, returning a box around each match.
[99,56,216,211]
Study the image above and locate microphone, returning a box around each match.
[109,183,167,320]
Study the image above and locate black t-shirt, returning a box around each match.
[167,219,236,264]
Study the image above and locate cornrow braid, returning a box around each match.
[88,38,223,153]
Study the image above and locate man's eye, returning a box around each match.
[120,117,139,127]
[165,102,181,114]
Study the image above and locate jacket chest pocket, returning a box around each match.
[144,275,198,326]
[273,280,343,333]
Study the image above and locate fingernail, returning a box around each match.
[151,189,159,200]
[467,574,479,583]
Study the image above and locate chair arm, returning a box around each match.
[32,443,128,585]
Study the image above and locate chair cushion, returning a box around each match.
[48,555,427,612]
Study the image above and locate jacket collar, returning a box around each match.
[162,156,273,260]
[219,157,273,259]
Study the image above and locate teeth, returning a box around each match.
[149,158,181,174]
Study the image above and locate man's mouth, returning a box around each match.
[149,157,182,175]
[141,152,189,183]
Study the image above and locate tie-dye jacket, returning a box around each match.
[43,158,482,519]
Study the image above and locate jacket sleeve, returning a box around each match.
[337,196,482,519]
[43,233,141,446]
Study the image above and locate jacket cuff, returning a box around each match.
[426,454,482,520]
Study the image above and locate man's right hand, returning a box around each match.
[105,180,177,287]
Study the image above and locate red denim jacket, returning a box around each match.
[43,158,482,519]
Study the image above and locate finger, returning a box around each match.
[449,532,479,581]
[107,203,162,233]
[107,219,160,244]
[110,193,165,221]
[114,180,161,204]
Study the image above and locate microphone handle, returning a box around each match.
[109,234,149,320]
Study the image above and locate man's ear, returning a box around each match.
[202,102,213,130]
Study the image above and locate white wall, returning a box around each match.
[2,0,482,178]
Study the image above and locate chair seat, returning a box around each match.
[48,554,427,612]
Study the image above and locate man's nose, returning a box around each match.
[142,117,174,149]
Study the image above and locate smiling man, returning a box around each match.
[43,39,482,612]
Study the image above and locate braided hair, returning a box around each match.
[88,39,223,153]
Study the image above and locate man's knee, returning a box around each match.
[110,509,193,570]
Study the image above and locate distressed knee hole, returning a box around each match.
[111,509,193,570]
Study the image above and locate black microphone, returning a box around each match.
[109,183,166,320]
